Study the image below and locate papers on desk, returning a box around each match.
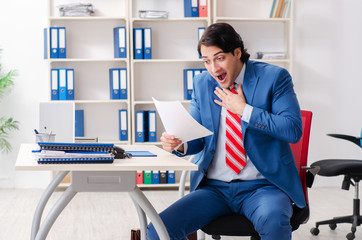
[152,97,213,145]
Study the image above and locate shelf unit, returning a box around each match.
[46,0,131,144]
[129,0,211,145]
[212,0,294,73]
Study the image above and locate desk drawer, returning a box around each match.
[71,171,136,192]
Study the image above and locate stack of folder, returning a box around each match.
[109,68,127,100]
[51,68,74,100]
[184,68,207,100]
[136,110,157,142]
[44,27,66,59]
[133,28,152,59]
[137,170,176,184]
[34,142,117,164]
[184,0,208,17]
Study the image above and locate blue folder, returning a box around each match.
[50,69,59,100]
[75,109,84,137]
[134,28,144,59]
[143,28,152,59]
[50,27,58,58]
[114,26,126,58]
[119,68,127,99]
[58,68,67,100]
[109,68,120,99]
[119,109,128,141]
[66,69,74,100]
[184,69,194,100]
[136,111,149,142]
[148,111,157,142]
[184,0,199,17]
[58,27,66,58]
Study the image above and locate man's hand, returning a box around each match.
[214,84,246,116]
[160,132,184,152]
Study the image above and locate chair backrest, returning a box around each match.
[290,110,313,204]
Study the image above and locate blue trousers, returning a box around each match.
[147,178,293,240]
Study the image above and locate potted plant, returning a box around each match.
[0,49,19,153]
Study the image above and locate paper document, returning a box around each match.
[152,98,213,145]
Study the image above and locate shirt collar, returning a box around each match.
[234,63,246,87]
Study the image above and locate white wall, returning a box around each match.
[0,0,361,188]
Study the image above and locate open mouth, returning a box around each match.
[217,73,227,82]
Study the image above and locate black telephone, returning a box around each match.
[112,146,132,159]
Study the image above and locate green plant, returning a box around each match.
[0,49,19,153]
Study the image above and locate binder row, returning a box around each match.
[110,68,128,99]
[51,68,74,100]
[184,0,208,18]
[38,157,114,164]
[38,142,115,153]
[184,68,207,100]
[44,27,67,59]
[137,170,176,184]
[136,110,157,142]
[133,28,152,59]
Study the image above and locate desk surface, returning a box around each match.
[15,144,198,172]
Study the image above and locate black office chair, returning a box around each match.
[310,133,362,240]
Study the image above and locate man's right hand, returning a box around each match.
[160,132,184,152]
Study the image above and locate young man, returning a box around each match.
[147,23,304,240]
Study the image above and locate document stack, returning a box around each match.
[57,3,94,17]
[34,142,117,164]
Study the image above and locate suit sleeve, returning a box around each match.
[247,68,302,143]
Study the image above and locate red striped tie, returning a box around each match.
[225,88,246,174]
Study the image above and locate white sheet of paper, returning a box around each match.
[152,98,213,144]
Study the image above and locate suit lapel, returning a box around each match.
[208,78,221,149]
[242,60,259,135]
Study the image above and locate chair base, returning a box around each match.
[311,199,361,240]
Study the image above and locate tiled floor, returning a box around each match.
[0,187,359,240]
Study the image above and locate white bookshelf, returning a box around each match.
[212,0,294,73]
[46,0,131,144]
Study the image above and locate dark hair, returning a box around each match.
[197,23,250,63]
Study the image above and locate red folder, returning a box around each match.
[199,0,207,17]
[136,171,144,184]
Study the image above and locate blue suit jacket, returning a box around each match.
[181,60,305,208]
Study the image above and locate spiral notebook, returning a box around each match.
[34,142,115,164]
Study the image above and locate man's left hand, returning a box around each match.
[214,84,246,116]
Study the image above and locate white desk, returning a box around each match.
[15,144,198,240]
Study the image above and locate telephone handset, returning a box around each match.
[111,146,132,159]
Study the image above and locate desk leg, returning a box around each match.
[130,193,147,240]
[129,187,170,240]
[31,171,69,240]
[34,185,77,240]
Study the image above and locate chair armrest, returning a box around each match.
[301,166,320,188]
[327,133,362,148]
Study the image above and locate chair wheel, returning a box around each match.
[329,223,337,230]
[310,227,320,236]
[346,232,355,240]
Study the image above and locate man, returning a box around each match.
[147,23,305,240]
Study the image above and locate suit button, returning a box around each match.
[210,150,215,154]
[201,169,205,174]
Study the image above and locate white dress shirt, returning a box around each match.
[206,63,265,182]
